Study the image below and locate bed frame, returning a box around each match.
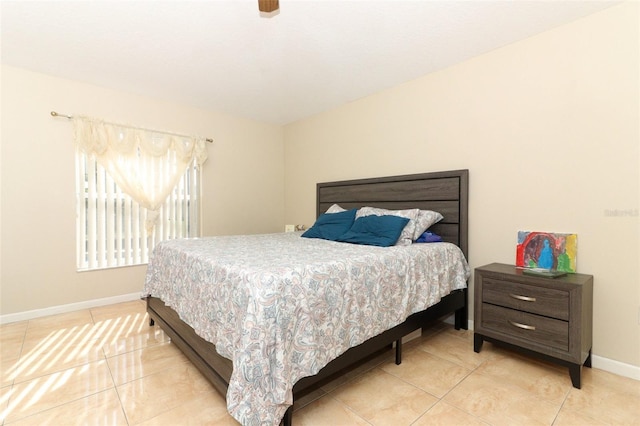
[146,169,469,425]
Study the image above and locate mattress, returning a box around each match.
[143,231,470,425]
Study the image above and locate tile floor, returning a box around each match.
[1,300,639,425]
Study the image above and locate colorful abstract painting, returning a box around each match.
[516,231,577,272]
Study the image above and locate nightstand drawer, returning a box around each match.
[481,303,569,351]
[483,278,569,320]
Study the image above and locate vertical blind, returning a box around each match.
[76,153,201,271]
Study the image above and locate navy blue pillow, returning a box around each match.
[415,231,443,243]
[301,209,357,241]
[337,215,410,247]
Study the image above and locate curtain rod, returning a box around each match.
[50,111,214,143]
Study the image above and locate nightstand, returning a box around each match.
[473,263,593,388]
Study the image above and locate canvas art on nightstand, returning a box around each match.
[516,231,577,273]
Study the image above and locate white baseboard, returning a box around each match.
[592,354,640,381]
[0,292,142,324]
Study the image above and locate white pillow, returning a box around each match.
[413,210,444,240]
[325,204,346,214]
[355,207,420,246]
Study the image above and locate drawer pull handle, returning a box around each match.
[509,320,536,331]
[510,293,536,302]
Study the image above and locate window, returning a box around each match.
[71,114,208,271]
[76,153,201,271]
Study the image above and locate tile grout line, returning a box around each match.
[103,351,131,426]
[4,308,120,424]
[1,322,28,426]
[434,353,490,425]
[415,328,491,425]
[94,302,129,426]
[316,338,454,425]
[412,328,507,426]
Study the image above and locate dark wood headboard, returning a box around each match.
[316,169,469,259]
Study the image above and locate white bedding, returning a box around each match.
[143,232,470,425]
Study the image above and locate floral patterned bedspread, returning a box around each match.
[143,232,470,425]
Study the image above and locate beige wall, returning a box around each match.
[284,3,639,367]
[0,65,284,315]
[1,3,638,371]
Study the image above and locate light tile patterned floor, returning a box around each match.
[1,300,639,425]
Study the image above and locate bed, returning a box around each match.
[144,169,469,425]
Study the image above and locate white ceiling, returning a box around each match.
[1,0,620,125]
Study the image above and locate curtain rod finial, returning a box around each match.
[51,111,72,119]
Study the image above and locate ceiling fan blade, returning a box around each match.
[258,0,279,13]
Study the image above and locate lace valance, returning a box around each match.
[73,116,208,231]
